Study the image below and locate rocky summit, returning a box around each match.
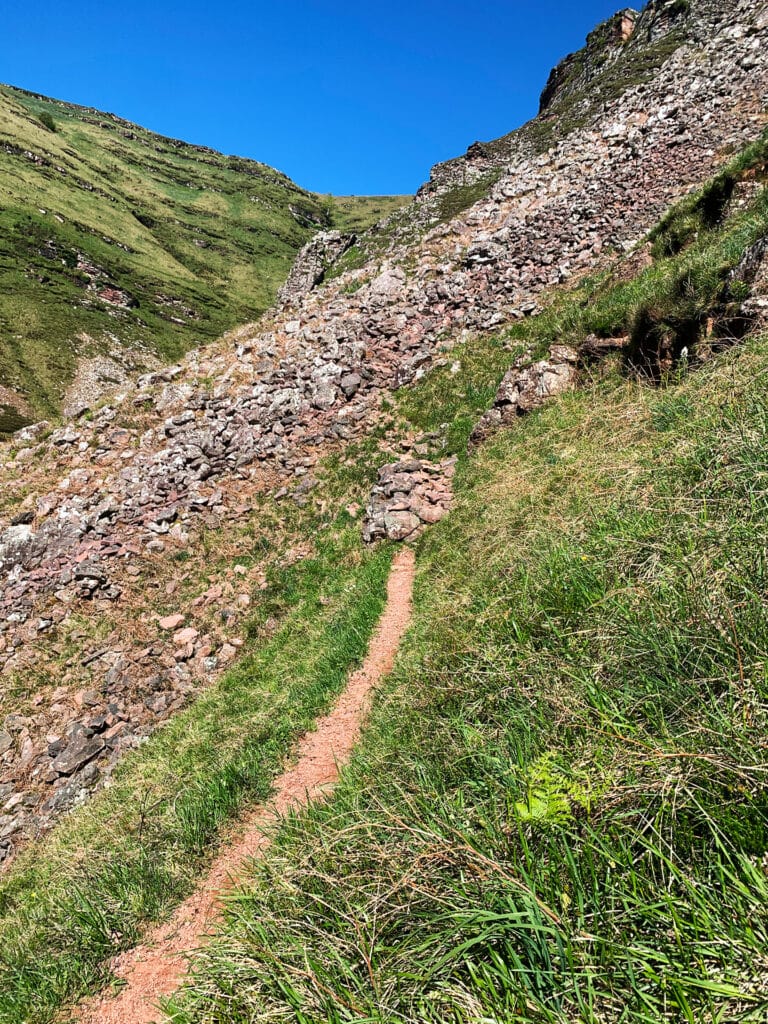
[0,0,765,865]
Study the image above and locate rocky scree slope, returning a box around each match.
[0,84,406,427]
[0,0,766,863]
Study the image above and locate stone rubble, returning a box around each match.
[362,459,456,543]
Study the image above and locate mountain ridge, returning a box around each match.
[0,82,407,426]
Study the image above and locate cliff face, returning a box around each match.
[0,0,766,859]
[410,0,752,208]
[538,8,641,114]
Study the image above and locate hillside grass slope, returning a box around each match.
[0,130,766,1023]
[0,84,407,425]
[171,335,768,1024]
[168,282,768,1022]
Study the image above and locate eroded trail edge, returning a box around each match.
[75,547,416,1024]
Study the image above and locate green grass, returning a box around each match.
[0,85,408,423]
[397,332,527,454]
[435,172,503,225]
[0,523,392,1024]
[165,331,768,1024]
[324,194,410,234]
[143,139,768,1024]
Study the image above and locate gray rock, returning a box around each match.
[0,814,22,839]
[363,458,455,543]
[469,346,578,447]
[50,729,105,776]
[340,372,362,397]
[383,511,422,540]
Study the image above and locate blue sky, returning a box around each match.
[4,1,627,195]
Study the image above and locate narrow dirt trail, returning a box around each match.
[74,547,415,1024]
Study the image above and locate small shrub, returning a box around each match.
[38,112,56,133]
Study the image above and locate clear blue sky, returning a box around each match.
[4,1,628,195]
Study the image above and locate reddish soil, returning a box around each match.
[73,546,416,1024]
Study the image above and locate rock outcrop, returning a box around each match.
[278,231,357,305]
[362,459,456,543]
[539,8,640,114]
[469,346,579,448]
[730,235,768,324]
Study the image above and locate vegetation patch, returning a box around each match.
[436,171,503,225]
[0,520,392,1024]
[168,331,768,1024]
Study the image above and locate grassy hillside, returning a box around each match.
[323,194,411,234]
[0,84,407,425]
[165,155,768,1021]
[0,132,766,1023]
[171,336,768,1024]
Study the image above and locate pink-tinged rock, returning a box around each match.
[159,614,185,630]
[173,626,199,646]
[417,503,448,525]
[383,511,421,541]
[218,643,237,664]
[73,689,101,708]
[104,721,129,741]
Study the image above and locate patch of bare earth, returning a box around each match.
[73,546,416,1024]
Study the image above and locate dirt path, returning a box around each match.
[74,547,415,1024]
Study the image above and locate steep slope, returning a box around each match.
[0,1,767,1020]
[0,0,764,861]
[0,84,407,425]
[169,296,768,1024]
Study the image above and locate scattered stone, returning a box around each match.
[50,727,105,776]
[159,614,185,630]
[173,627,199,646]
